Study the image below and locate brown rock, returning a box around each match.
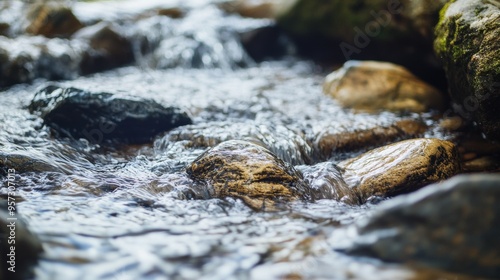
[73,22,134,75]
[323,61,445,113]
[26,3,83,38]
[338,138,461,200]
[186,140,305,210]
[316,119,427,159]
[218,0,283,19]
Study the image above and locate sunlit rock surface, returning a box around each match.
[29,85,192,144]
[187,140,306,210]
[344,174,500,279]
[339,138,461,200]
[323,61,445,113]
[434,0,500,140]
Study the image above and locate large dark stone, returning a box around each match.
[29,85,192,144]
[344,174,500,279]
[434,0,500,140]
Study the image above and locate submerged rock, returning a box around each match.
[434,0,500,140]
[161,121,313,165]
[338,138,460,200]
[345,174,500,279]
[323,61,445,113]
[0,201,43,280]
[29,85,192,144]
[186,140,307,210]
[1,151,61,174]
[315,119,428,159]
[25,2,83,38]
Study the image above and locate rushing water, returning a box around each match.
[0,1,468,279]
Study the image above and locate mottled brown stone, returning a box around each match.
[187,140,304,210]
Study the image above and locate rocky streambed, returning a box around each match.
[1,0,500,280]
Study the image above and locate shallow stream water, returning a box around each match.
[0,1,470,279]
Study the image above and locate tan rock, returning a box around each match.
[218,0,291,19]
[26,3,83,38]
[323,61,445,113]
[338,138,461,200]
[316,119,427,159]
[187,140,305,210]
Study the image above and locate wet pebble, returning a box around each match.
[25,2,83,38]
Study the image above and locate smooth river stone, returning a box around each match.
[29,85,192,145]
[338,138,461,200]
[344,174,500,279]
[323,61,445,113]
[187,140,306,211]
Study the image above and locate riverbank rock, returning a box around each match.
[0,201,43,280]
[315,119,427,160]
[186,140,306,210]
[25,2,83,38]
[323,61,445,113]
[161,121,313,165]
[338,138,460,201]
[29,85,192,144]
[434,0,500,140]
[344,174,500,279]
[73,22,134,74]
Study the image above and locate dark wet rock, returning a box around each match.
[160,121,313,165]
[186,140,307,211]
[315,119,427,160]
[240,25,291,62]
[296,162,358,204]
[157,7,185,19]
[25,2,83,38]
[0,22,9,36]
[73,22,134,75]
[29,85,192,144]
[463,156,500,173]
[344,174,500,279]
[323,61,445,113]
[1,151,61,174]
[338,138,461,201]
[434,0,500,140]
[0,200,43,280]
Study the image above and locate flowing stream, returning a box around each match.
[0,1,467,279]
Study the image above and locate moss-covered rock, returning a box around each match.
[434,0,500,140]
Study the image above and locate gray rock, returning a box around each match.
[344,174,500,279]
[29,85,192,144]
[434,0,500,140]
